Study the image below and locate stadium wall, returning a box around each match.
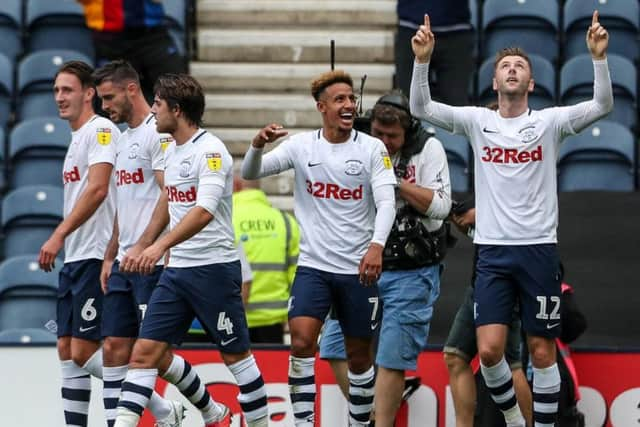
[1,347,638,426]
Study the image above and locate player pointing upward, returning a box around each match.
[410,10,612,427]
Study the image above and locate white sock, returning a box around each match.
[480,357,524,425]
[532,363,561,427]
[228,354,268,423]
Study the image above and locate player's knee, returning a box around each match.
[103,337,133,365]
[529,346,556,368]
[128,339,165,369]
[444,352,467,374]
[346,353,372,374]
[290,334,316,357]
[477,345,503,366]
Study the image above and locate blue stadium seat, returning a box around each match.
[9,117,70,188]
[482,0,559,62]
[424,123,471,193]
[26,0,94,59]
[563,0,639,62]
[560,53,636,130]
[558,121,635,192]
[469,0,478,30]
[0,127,6,192]
[0,327,57,343]
[0,255,61,332]
[0,52,13,129]
[163,0,187,56]
[1,185,63,257]
[0,0,22,62]
[16,49,93,120]
[477,54,556,110]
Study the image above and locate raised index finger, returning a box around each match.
[424,14,431,32]
[592,10,599,26]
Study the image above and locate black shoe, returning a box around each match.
[402,376,421,402]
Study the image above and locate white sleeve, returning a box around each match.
[88,120,119,166]
[370,139,399,189]
[195,148,230,215]
[409,62,458,132]
[419,139,452,220]
[371,184,396,246]
[150,133,169,171]
[241,141,295,180]
[556,58,614,137]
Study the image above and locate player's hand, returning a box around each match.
[120,243,145,273]
[38,233,64,272]
[359,243,383,286]
[252,124,288,149]
[412,14,435,64]
[135,242,165,275]
[100,259,114,294]
[586,10,608,60]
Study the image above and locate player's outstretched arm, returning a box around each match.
[586,10,608,60]
[412,14,435,64]
[561,10,613,133]
[242,123,291,180]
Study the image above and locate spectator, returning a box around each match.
[233,175,300,344]
[395,0,474,105]
[242,70,398,426]
[410,11,612,427]
[76,0,187,102]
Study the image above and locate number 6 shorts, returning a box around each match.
[57,258,104,341]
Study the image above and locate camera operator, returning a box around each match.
[319,91,452,427]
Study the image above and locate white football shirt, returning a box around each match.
[410,59,613,245]
[244,129,397,273]
[62,115,119,262]
[163,129,237,267]
[115,114,170,262]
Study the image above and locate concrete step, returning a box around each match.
[197,0,397,29]
[204,92,385,128]
[211,127,313,156]
[191,62,394,93]
[197,29,393,63]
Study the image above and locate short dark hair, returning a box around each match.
[310,70,353,101]
[371,102,412,132]
[92,59,140,87]
[371,91,413,131]
[55,61,95,89]
[494,47,532,74]
[153,73,205,127]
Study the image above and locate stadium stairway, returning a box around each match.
[193,0,397,210]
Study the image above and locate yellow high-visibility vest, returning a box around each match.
[233,189,300,328]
